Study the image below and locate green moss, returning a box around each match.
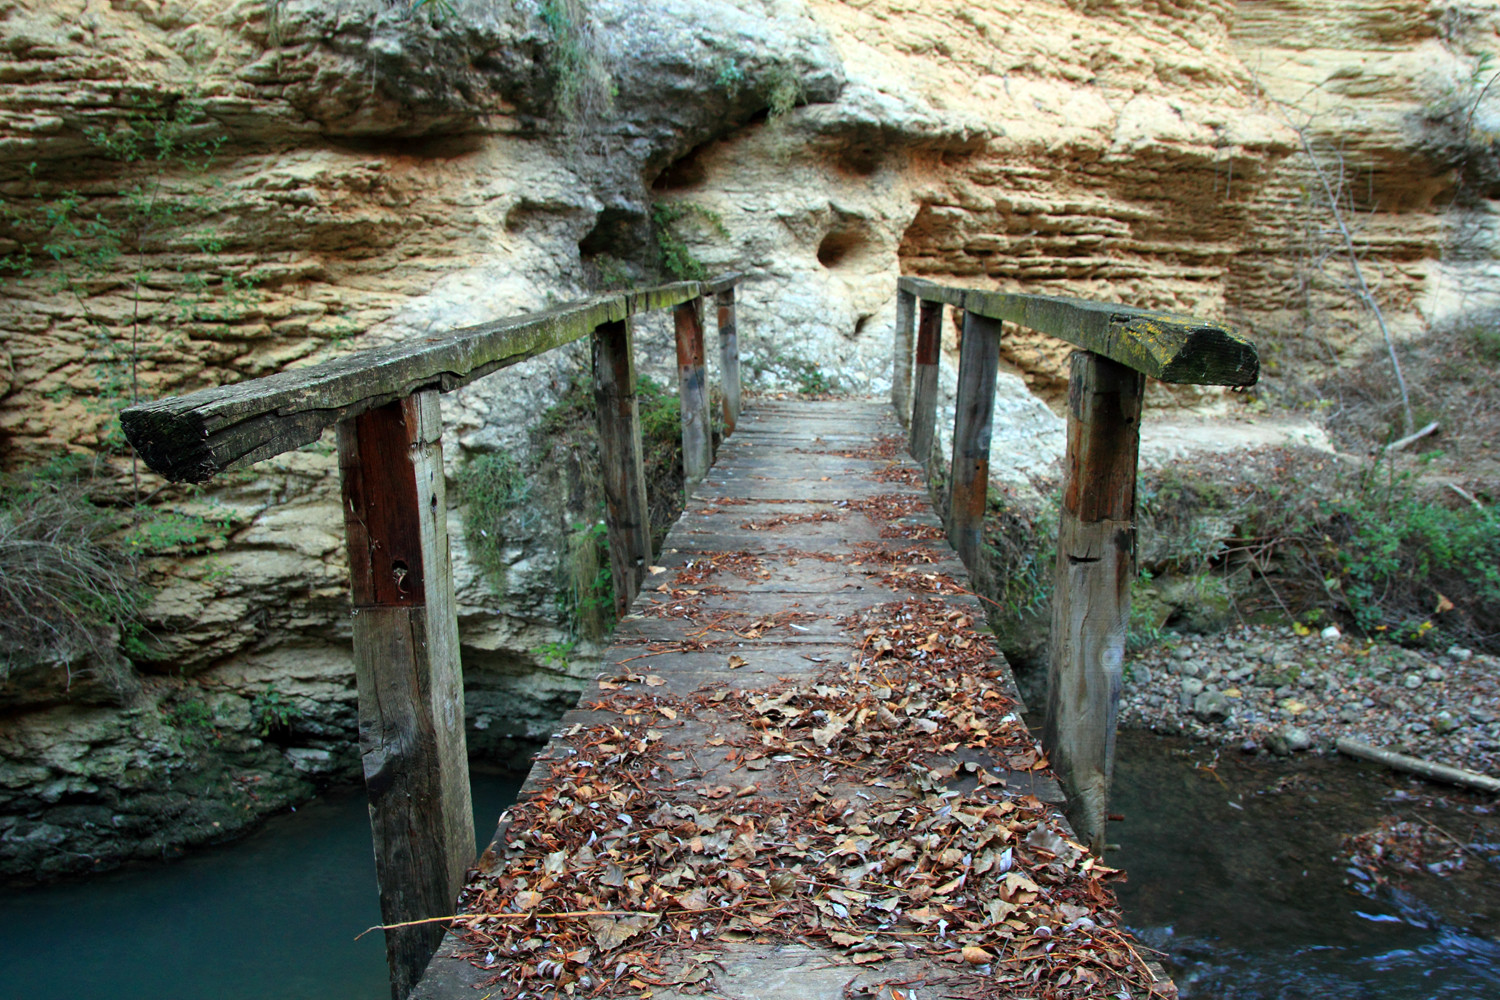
[455,451,529,592]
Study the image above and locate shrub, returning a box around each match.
[0,466,145,686]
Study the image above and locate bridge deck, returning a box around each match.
[413,398,1171,1000]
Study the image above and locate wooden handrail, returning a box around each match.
[121,282,704,484]
[897,276,1258,386]
[118,273,744,1000]
[891,275,1258,858]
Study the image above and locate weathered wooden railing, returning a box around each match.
[120,273,745,1000]
[891,276,1258,854]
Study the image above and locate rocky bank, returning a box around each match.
[2,0,1498,879]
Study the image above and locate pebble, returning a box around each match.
[1119,625,1500,776]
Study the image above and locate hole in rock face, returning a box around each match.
[853,314,871,337]
[817,227,866,269]
[578,206,648,261]
[838,143,883,176]
[651,140,714,192]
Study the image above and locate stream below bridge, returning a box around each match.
[1,736,1496,998]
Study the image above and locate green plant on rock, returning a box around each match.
[763,65,805,120]
[164,696,218,746]
[532,0,614,122]
[456,450,530,592]
[563,519,613,640]
[635,375,686,547]
[714,58,747,99]
[250,683,301,737]
[0,90,259,499]
[651,201,728,281]
[752,352,839,395]
[533,638,576,669]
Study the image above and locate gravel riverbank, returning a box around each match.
[1119,626,1500,779]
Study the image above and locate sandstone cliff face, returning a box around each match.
[1,0,1493,878]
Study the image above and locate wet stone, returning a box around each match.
[1193,690,1231,722]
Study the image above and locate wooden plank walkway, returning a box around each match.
[413,398,1173,1000]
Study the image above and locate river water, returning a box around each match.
[0,769,522,1000]
[2,740,1496,999]
[1111,729,1500,999]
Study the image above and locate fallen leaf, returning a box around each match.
[586,913,659,951]
[644,675,666,687]
[728,654,747,669]
[812,710,852,747]
[961,945,993,965]
[676,887,711,911]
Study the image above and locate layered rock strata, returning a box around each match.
[1,0,1493,878]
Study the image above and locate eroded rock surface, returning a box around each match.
[2,0,1495,877]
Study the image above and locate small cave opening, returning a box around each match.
[577,205,648,261]
[650,139,715,193]
[817,227,866,270]
[837,143,883,177]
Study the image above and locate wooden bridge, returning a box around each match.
[121,274,1255,999]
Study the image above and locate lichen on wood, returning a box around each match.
[898,277,1259,387]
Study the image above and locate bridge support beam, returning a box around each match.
[716,288,741,437]
[592,318,652,617]
[1042,351,1143,858]
[674,295,712,484]
[947,309,1001,572]
[338,392,474,1000]
[908,299,944,467]
[892,286,916,424]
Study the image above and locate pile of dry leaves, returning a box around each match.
[446,597,1165,999]
[436,433,1165,999]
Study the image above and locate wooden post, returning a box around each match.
[674,295,712,484]
[947,310,1000,571]
[715,287,742,437]
[908,299,943,466]
[592,318,652,617]
[1041,351,1144,858]
[892,287,915,425]
[337,392,474,1000]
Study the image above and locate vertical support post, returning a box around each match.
[908,299,943,466]
[892,286,916,425]
[1042,351,1144,858]
[674,295,712,484]
[592,318,652,617]
[716,286,741,436]
[947,310,1000,572]
[338,391,474,1000]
